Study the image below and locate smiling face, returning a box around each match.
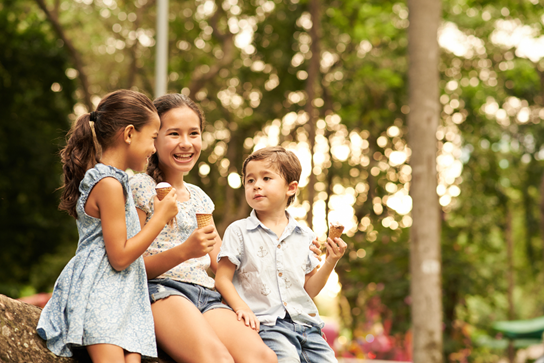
[155,106,202,177]
[127,113,160,172]
[244,159,298,213]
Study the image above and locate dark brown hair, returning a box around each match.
[147,93,205,183]
[59,89,157,218]
[242,146,302,207]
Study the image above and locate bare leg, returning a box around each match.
[87,344,126,363]
[125,351,141,363]
[204,309,278,363]
[152,296,234,363]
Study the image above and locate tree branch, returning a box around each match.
[189,7,235,95]
[34,0,93,110]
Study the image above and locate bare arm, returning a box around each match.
[304,237,347,298]
[136,208,218,279]
[92,178,178,271]
[215,259,260,330]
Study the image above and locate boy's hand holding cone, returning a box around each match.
[328,222,344,240]
[155,182,177,228]
[322,222,347,263]
[321,222,345,254]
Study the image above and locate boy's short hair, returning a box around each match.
[242,146,302,207]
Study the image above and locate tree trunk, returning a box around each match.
[407,0,443,362]
[304,0,321,230]
[506,207,515,363]
[540,174,544,270]
[0,294,170,363]
[539,70,544,270]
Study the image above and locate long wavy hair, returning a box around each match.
[59,89,157,218]
[147,93,205,183]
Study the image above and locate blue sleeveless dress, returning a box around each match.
[37,164,157,358]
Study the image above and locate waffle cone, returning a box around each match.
[328,225,344,240]
[196,213,213,229]
[156,187,172,201]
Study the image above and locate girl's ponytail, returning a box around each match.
[59,113,99,218]
[58,89,156,218]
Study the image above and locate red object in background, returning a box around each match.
[18,293,52,308]
[322,320,339,351]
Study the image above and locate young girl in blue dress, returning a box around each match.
[37,89,179,363]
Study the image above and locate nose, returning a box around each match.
[179,134,190,147]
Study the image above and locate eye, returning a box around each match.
[264,176,271,181]
[191,130,201,136]
[169,132,179,136]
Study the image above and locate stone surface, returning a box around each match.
[0,294,173,363]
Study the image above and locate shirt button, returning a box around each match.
[277,245,281,249]
[283,302,287,306]
[278,272,283,277]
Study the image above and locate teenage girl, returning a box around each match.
[129,93,278,363]
[37,90,179,363]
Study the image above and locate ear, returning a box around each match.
[123,125,135,145]
[286,181,298,197]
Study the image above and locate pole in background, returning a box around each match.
[155,0,168,98]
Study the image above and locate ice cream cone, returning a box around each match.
[328,224,344,240]
[196,213,213,229]
[155,182,173,201]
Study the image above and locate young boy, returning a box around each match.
[216,146,347,363]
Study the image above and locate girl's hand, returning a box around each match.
[324,237,348,264]
[183,225,217,259]
[309,238,322,262]
[235,308,260,331]
[154,188,178,226]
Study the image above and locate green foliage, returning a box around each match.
[0,0,77,297]
[8,0,544,360]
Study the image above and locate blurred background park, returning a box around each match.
[3,0,544,361]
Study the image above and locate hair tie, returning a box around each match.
[90,111,97,122]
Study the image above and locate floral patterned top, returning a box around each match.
[37,164,156,358]
[129,173,215,289]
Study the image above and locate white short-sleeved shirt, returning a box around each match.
[129,173,215,289]
[218,210,323,327]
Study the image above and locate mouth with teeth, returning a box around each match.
[173,153,193,162]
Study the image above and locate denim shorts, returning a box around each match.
[259,315,337,363]
[148,278,231,314]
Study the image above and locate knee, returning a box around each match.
[261,345,279,363]
[213,347,235,363]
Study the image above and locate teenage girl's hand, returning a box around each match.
[323,237,348,265]
[183,225,217,259]
[153,188,178,226]
[235,308,260,331]
[309,238,322,262]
